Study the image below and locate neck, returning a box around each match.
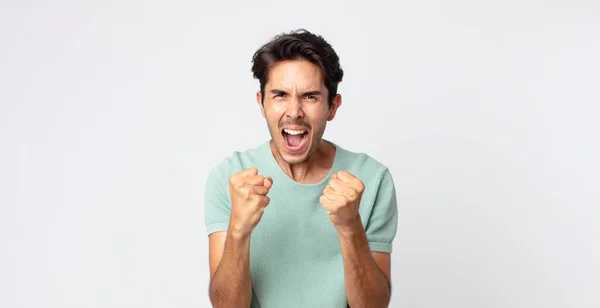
[269,139,335,184]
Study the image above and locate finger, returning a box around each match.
[319,195,334,211]
[335,170,356,184]
[322,186,340,200]
[245,174,267,186]
[240,167,259,176]
[328,179,357,200]
[255,195,270,208]
[336,170,365,192]
[263,176,273,189]
[320,195,344,211]
[328,178,350,194]
[251,185,269,196]
[322,188,348,207]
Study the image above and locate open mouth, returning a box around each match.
[282,128,308,152]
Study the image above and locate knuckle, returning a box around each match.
[348,190,357,199]
[242,187,253,199]
[256,197,269,208]
[358,181,365,191]
[319,195,329,205]
[253,194,264,203]
[247,195,259,207]
[330,204,341,213]
[232,177,244,187]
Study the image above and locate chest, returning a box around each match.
[247,189,348,307]
[250,187,342,260]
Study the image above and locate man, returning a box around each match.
[204,29,398,308]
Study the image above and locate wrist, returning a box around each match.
[335,215,364,238]
[228,221,253,241]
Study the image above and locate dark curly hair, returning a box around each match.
[251,29,344,107]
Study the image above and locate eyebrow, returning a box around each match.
[270,89,322,96]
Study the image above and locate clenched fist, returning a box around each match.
[228,167,273,238]
[320,170,365,231]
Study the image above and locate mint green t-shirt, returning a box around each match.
[204,140,398,308]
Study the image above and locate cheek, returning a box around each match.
[265,104,285,122]
[308,106,330,123]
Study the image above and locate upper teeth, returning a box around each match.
[284,129,306,135]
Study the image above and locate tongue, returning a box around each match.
[287,133,303,147]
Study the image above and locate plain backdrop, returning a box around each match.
[1,0,599,307]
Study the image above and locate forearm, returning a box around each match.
[338,218,390,308]
[209,231,252,308]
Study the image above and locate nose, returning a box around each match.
[285,98,304,119]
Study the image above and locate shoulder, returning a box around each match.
[206,141,269,180]
[333,142,392,184]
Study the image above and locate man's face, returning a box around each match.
[257,60,341,165]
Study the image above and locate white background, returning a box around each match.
[1,0,599,307]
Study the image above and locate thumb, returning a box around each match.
[263,176,273,189]
[241,167,258,176]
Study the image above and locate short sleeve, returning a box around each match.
[365,168,398,253]
[204,162,232,236]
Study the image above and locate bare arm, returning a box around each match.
[338,218,391,308]
[208,230,252,308]
[207,168,272,307]
[320,171,393,307]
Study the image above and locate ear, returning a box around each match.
[327,94,342,121]
[256,91,266,118]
